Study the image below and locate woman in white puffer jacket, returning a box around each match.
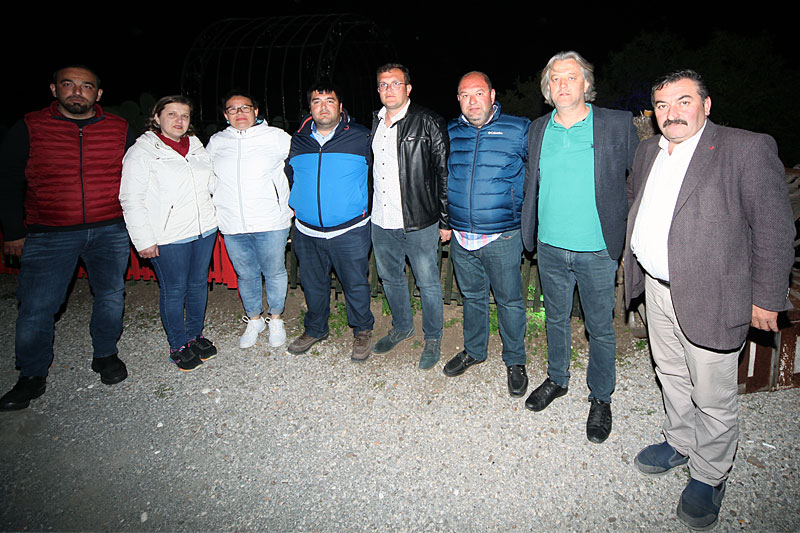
[206,91,292,349]
[120,95,218,372]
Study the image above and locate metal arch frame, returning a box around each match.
[181,15,396,135]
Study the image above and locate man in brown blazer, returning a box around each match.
[624,69,793,530]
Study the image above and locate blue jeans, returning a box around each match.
[536,240,618,403]
[15,222,130,377]
[371,223,443,340]
[451,229,526,366]
[150,232,217,351]
[293,223,374,338]
[223,228,289,317]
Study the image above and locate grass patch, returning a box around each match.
[328,302,349,337]
[153,382,174,399]
[444,317,461,328]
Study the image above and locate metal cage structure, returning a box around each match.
[181,15,397,138]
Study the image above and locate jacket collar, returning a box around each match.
[49,101,105,124]
[458,102,502,128]
[296,108,352,136]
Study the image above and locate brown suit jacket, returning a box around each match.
[623,120,794,350]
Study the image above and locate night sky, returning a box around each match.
[2,5,796,148]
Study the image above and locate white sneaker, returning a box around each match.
[239,316,266,348]
[268,317,287,347]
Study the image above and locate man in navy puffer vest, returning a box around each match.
[443,71,530,398]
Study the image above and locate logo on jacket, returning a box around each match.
[487,131,503,135]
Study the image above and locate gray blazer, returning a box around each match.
[521,106,638,260]
[623,120,794,350]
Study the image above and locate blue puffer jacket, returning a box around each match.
[447,103,530,234]
[286,110,370,231]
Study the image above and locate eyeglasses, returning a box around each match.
[377,81,405,92]
[225,104,254,114]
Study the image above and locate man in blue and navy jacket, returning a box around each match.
[285,82,375,361]
[444,71,531,399]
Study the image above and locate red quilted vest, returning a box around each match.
[23,102,128,227]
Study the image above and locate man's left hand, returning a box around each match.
[440,229,451,243]
[751,305,779,332]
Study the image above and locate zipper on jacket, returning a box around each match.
[187,153,203,236]
[236,136,246,230]
[316,145,324,227]
[163,205,174,231]
[469,129,481,234]
[79,127,87,223]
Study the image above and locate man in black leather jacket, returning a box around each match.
[369,63,450,369]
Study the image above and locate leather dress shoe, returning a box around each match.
[525,378,568,411]
[507,365,528,397]
[443,350,484,377]
[0,376,47,411]
[91,353,128,385]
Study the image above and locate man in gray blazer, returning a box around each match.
[521,51,638,444]
[625,69,793,530]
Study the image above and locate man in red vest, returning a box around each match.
[0,65,135,411]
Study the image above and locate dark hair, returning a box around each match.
[146,95,196,136]
[221,90,260,114]
[306,80,342,105]
[376,63,411,85]
[458,71,493,92]
[52,64,101,88]
[651,69,709,107]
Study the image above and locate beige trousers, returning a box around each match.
[644,274,740,486]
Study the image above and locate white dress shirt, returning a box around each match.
[631,122,706,281]
[371,100,411,230]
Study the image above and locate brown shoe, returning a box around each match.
[287,332,329,354]
[351,330,373,362]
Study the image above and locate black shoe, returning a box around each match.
[586,398,612,444]
[91,353,128,385]
[507,365,528,397]
[0,376,47,411]
[189,336,217,361]
[525,378,568,411]
[442,350,484,377]
[170,345,203,372]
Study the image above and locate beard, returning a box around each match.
[60,98,93,115]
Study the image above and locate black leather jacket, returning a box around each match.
[370,102,449,232]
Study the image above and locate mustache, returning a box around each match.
[662,118,688,128]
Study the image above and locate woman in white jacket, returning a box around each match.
[206,91,292,349]
[119,95,218,372]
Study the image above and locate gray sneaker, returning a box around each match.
[287,332,329,354]
[373,327,415,354]
[351,330,373,362]
[418,339,441,370]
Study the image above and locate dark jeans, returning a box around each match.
[15,223,130,377]
[293,223,374,338]
[371,222,443,340]
[150,232,217,351]
[536,240,618,403]
[450,229,527,366]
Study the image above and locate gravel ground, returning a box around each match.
[0,274,798,532]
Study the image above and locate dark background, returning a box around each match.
[2,4,798,163]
